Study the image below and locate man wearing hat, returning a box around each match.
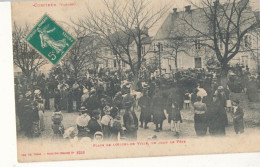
[231,99,244,134]
[122,84,135,110]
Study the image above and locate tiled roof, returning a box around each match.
[154,2,259,40]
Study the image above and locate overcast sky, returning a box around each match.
[12,0,259,36]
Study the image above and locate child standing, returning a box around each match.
[231,99,244,134]
[170,101,182,137]
[184,91,191,109]
[51,111,64,139]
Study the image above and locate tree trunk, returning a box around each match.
[132,73,139,91]
[175,53,178,72]
[220,63,229,88]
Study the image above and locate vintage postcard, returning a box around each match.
[12,0,260,162]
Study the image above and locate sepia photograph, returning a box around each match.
[11,0,260,162]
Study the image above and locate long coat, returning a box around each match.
[139,95,151,123]
[123,111,138,140]
[152,95,166,124]
[208,100,226,136]
[231,106,244,133]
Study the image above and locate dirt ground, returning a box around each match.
[16,92,260,141]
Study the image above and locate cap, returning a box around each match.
[218,86,224,90]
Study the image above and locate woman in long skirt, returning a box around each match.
[193,96,207,136]
[38,102,45,131]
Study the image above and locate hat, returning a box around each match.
[143,83,149,89]
[79,107,88,113]
[125,84,131,89]
[94,131,103,140]
[90,88,96,94]
[103,105,112,114]
[25,91,32,97]
[34,89,41,94]
[83,89,89,94]
[218,86,224,90]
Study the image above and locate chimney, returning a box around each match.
[173,8,177,13]
[185,5,191,12]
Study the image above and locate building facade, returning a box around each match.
[153,1,260,75]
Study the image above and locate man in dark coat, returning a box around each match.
[67,87,74,113]
[122,84,135,110]
[138,87,151,129]
[43,87,51,110]
[152,89,166,132]
[85,89,101,116]
[21,92,34,138]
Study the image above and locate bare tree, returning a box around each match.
[163,34,191,72]
[61,24,102,80]
[180,0,260,86]
[78,0,169,83]
[13,23,47,79]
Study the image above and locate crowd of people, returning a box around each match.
[14,66,258,141]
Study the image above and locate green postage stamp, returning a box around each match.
[25,14,75,64]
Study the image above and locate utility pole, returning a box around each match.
[152,42,163,77]
[158,42,162,77]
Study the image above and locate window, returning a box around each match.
[112,49,117,55]
[195,39,201,50]
[244,35,252,48]
[105,60,108,67]
[118,60,121,67]
[160,44,163,51]
[141,46,146,54]
[113,59,117,68]
[195,57,202,68]
[241,56,248,67]
[217,39,223,50]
